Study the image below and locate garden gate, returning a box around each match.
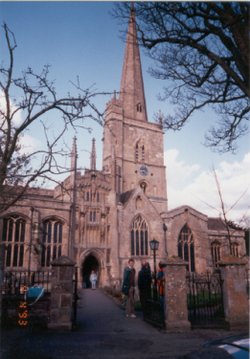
[186,271,225,328]
[142,282,165,329]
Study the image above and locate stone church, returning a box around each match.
[1,10,246,288]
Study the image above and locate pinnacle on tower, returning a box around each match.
[90,138,96,171]
[71,136,77,173]
[119,6,148,122]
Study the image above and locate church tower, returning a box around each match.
[103,7,168,279]
[103,7,168,214]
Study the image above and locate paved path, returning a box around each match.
[0,289,239,359]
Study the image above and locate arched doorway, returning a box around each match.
[82,254,100,288]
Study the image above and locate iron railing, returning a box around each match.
[186,271,225,327]
[2,270,52,295]
[142,281,165,328]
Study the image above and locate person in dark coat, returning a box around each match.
[138,261,152,314]
[121,258,136,318]
[157,261,165,309]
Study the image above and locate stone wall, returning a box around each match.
[48,256,75,331]
[162,255,249,332]
[164,257,191,332]
[219,257,249,330]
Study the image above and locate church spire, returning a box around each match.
[90,138,96,171]
[119,6,148,122]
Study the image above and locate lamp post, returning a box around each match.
[150,238,159,300]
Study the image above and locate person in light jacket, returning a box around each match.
[89,270,98,289]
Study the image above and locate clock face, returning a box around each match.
[139,165,148,176]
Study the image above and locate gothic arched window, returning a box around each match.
[177,224,195,272]
[231,242,239,257]
[140,181,147,193]
[2,215,26,268]
[136,103,142,112]
[89,210,97,223]
[211,241,221,268]
[135,143,139,162]
[41,218,63,267]
[130,215,148,256]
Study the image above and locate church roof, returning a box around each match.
[119,190,134,204]
[208,217,228,231]
[208,217,245,232]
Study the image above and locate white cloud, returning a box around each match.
[164,149,200,187]
[165,149,250,222]
[19,134,42,155]
[0,92,24,127]
[0,93,42,159]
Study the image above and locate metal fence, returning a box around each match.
[1,267,79,329]
[2,270,52,296]
[186,271,225,328]
[142,282,165,328]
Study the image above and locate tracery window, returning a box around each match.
[2,215,26,268]
[231,242,239,257]
[89,210,97,223]
[41,218,63,267]
[85,191,100,203]
[130,215,148,256]
[177,224,195,272]
[211,241,221,268]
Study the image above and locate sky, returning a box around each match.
[0,1,249,224]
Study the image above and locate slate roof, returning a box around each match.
[119,190,134,205]
[208,217,228,231]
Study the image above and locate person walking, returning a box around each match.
[121,258,136,318]
[138,261,152,315]
[156,262,165,309]
[89,270,98,289]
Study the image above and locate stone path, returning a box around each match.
[0,288,240,359]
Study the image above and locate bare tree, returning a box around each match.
[114,2,250,153]
[0,24,107,214]
[202,166,249,256]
